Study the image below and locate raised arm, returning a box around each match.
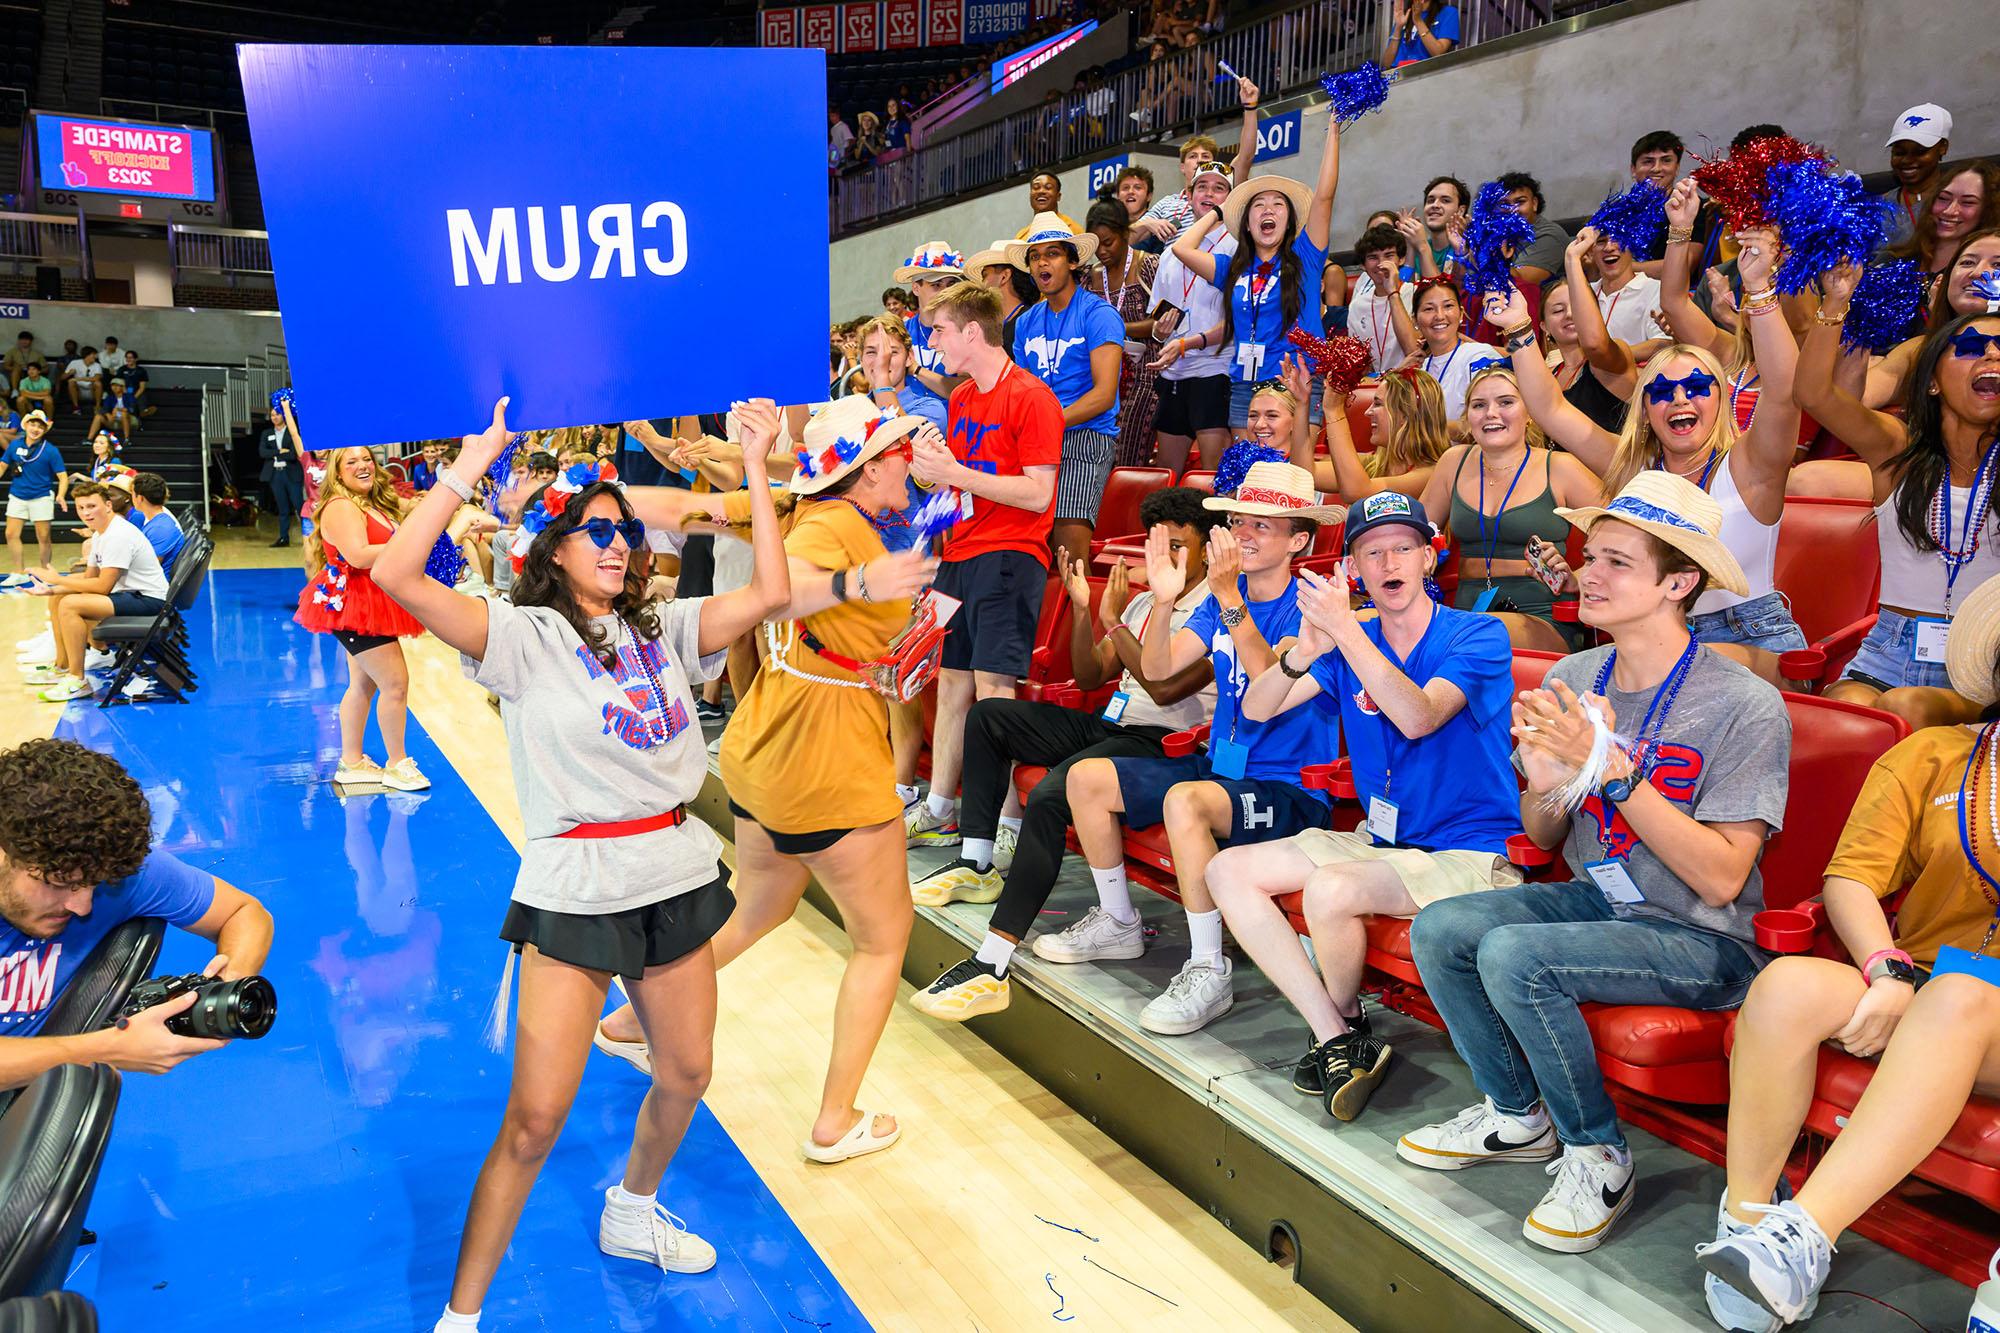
[1489,286,1618,469]
[1794,262,1910,468]
[1241,614,1329,720]
[1139,525,1211,678]
[1565,228,1635,379]
[693,400,791,655]
[1229,77,1260,186]
[1302,567,1465,735]
[1729,227,1804,511]
[1170,211,1224,284]
[1657,181,1730,361]
[374,403,514,659]
[1318,384,1425,499]
[1303,109,1341,251]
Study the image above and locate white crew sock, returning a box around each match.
[1091,864,1135,924]
[896,783,920,807]
[961,837,995,869]
[436,1306,481,1329]
[1493,1098,1549,1130]
[998,814,1023,835]
[926,791,956,820]
[975,932,1017,977]
[1186,909,1224,970]
[608,1183,656,1212]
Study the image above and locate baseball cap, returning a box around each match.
[1343,492,1433,551]
[1887,104,1952,149]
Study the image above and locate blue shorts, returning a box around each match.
[1688,590,1807,655]
[107,591,166,618]
[1839,607,1952,691]
[1106,753,1328,842]
[936,549,1046,677]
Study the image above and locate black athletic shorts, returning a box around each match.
[935,549,1045,677]
[1153,373,1231,437]
[728,800,852,855]
[333,630,397,655]
[499,862,734,979]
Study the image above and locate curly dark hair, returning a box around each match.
[0,739,150,887]
[507,481,662,667]
[1139,485,1218,535]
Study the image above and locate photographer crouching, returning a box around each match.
[0,738,274,1091]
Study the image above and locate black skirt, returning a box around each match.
[499,861,734,979]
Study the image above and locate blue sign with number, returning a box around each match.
[1254,109,1302,163]
[0,303,28,320]
[1089,154,1129,196]
[238,44,828,450]
[966,0,1031,43]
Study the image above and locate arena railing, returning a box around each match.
[0,212,84,285]
[831,0,1639,236]
[167,224,272,281]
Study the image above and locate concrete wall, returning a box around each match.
[87,236,176,308]
[7,300,282,368]
[830,0,2000,316]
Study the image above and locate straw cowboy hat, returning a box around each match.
[894,240,966,284]
[1005,213,1098,268]
[1220,173,1315,234]
[1555,470,1750,598]
[789,394,926,497]
[1948,574,2000,706]
[963,240,1027,275]
[1202,460,1341,521]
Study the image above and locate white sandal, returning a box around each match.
[801,1109,900,1164]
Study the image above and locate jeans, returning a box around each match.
[1408,881,1765,1148]
[959,698,1172,940]
[1839,607,1953,691]
[1688,590,1807,655]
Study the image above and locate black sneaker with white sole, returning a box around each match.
[1293,1008,1375,1097]
[1322,1027,1394,1122]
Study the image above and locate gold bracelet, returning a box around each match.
[1497,321,1534,341]
[1814,304,1849,325]
[1665,226,1693,245]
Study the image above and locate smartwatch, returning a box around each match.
[1863,949,1919,986]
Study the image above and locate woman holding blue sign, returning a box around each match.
[372,399,789,1333]
[1700,575,2000,1328]
[1168,86,1343,430]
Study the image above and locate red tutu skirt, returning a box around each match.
[295,552,423,638]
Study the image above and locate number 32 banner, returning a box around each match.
[238,45,829,449]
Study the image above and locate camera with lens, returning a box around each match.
[114,973,278,1040]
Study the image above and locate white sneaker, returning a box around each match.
[1030,906,1144,963]
[20,664,64,686]
[904,802,960,847]
[598,1188,717,1274]
[1695,1199,1835,1325]
[15,628,51,653]
[1704,1195,1786,1333]
[1,574,32,590]
[16,642,54,667]
[1524,1144,1635,1253]
[332,757,382,786]
[84,648,115,671]
[992,823,1019,872]
[910,861,1002,907]
[1396,1098,1559,1171]
[37,675,90,702]
[592,1021,653,1076]
[1140,957,1234,1035]
[379,757,431,791]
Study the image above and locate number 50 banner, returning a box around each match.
[238,45,829,449]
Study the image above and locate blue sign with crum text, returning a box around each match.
[237,44,829,449]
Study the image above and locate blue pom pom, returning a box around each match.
[484,433,526,489]
[1320,63,1394,124]
[1214,440,1288,497]
[1840,260,1926,353]
[1456,181,1536,301]
[424,532,466,587]
[1765,162,1893,296]
[1587,181,1668,263]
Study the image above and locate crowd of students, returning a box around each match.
[229,71,1994,1333]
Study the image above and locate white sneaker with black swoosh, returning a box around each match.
[1396,1098,1559,1171]
[1524,1144,1635,1254]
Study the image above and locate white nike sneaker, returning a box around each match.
[1396,1097,1559,1171]
[15,628,52,654]
[1139,957,1234,1035]
[992,823,1019,872]
[598,1188,717,1274]
[1030,906,1144,963]
[1524,1144,1635,1253]
[904,802,960,846]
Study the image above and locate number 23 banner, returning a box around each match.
[238,45,829,449]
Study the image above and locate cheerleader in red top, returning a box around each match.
[296,445,436,791]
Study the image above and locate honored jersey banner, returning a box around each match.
[238,44,829,449]
[761,0,1051,50]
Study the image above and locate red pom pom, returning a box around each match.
[1690,134,1828,232]
[1286,329,1372,397]
[600,461,618,484]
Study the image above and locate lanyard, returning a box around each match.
[1424,337,1465,388]
[1933,437,2000,613]
[1176,227,1222,309]
[1958,721,2000,954]
[1600,283,1626,330]
[1590,637,1699,851]
[1476,449,1531,585]
[1654,449,1720,490]
[1368,291,1392,368]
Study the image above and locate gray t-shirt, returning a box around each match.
[1513,218,1571,278]
[1545,645,1791,945]
[466,596,726,914]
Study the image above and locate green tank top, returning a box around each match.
[1448,447,1568,570]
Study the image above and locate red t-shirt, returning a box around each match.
[943,362,1063,566]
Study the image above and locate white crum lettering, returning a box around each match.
[447,203,688,287]
[0,944,60,1016]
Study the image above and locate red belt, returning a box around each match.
[557,807,686,839]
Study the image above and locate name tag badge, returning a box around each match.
[1368,796,1400,844]
[1101,690,1130,723]
[1236,342,1267,380]
[1471,586,1498,613]
[1584,858,1645,905]
[1208,734,1249,780]
[1913,618,1950,663]
[1933,945,2000,988]
[957,488,975,521]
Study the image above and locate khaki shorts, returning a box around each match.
[1292,827,1523,910]
[5,493,53,523]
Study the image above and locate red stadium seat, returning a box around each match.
[1090,467,1173,553]
[1772,497,1881,689]
[1179,470,1216,495]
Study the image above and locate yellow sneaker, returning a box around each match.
[911,862,1003,907]
[909,959,1010,1022]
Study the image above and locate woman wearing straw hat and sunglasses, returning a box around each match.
[374,399,789,1333]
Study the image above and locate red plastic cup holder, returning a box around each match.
[1778,648,1826,682]
[1553,600,1581,623]
[1506,834,1555,868]
[1754,908,1818,953]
